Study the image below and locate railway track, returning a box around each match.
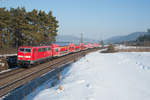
[0,48,99,97]
[0,68,25,79]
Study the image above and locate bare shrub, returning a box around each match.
[0,57,9,71]
[101,44,117,53]
[58,85,63,91]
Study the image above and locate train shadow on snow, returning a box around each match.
[3,63,73,100]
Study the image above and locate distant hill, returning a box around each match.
[104,32,149,44]
[56,35,97,44]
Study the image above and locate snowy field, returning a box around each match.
[32,51,150,100]
[0,54,17,57]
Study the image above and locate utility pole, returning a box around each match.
[80,33,83,43]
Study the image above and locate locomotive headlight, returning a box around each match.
[18,55,23,58]
[25,56,31,58]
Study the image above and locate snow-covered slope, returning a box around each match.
[34,51,150,100]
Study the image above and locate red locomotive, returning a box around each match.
[17,43,100,67]
[17,46,52,65]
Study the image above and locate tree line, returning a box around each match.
[0,7,59,49]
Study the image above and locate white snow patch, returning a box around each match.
[33,51,150,100]
[76,80,85,84]
[0,54,17,57]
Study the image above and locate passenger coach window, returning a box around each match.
[39,48,41,52]
[44,48,46,51]
[37,48,39,52]
[55,48,58,52]
[42,48,45,52]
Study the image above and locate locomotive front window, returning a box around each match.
[19,48,24,52]
[19,48,31,52]
[25,48,31,52]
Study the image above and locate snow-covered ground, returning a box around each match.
[32,51,150,100]
[0,54,17,57]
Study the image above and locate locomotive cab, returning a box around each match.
[17,46,33,66]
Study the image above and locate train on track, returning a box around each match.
[17,43,100,67]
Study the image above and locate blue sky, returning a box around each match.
[0,0,150,40]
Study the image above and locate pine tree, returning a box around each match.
[147,29,150,34]
[0,7,59,48]
[47,11,58,42]
[0,8,10,48]
[9,7,27,47]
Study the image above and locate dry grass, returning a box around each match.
[119,48,150,52]
[102,45,150,53]
[0,57,9,71]
[101,44,117,53]
[58,85,63,91]
[0,48,17,55]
